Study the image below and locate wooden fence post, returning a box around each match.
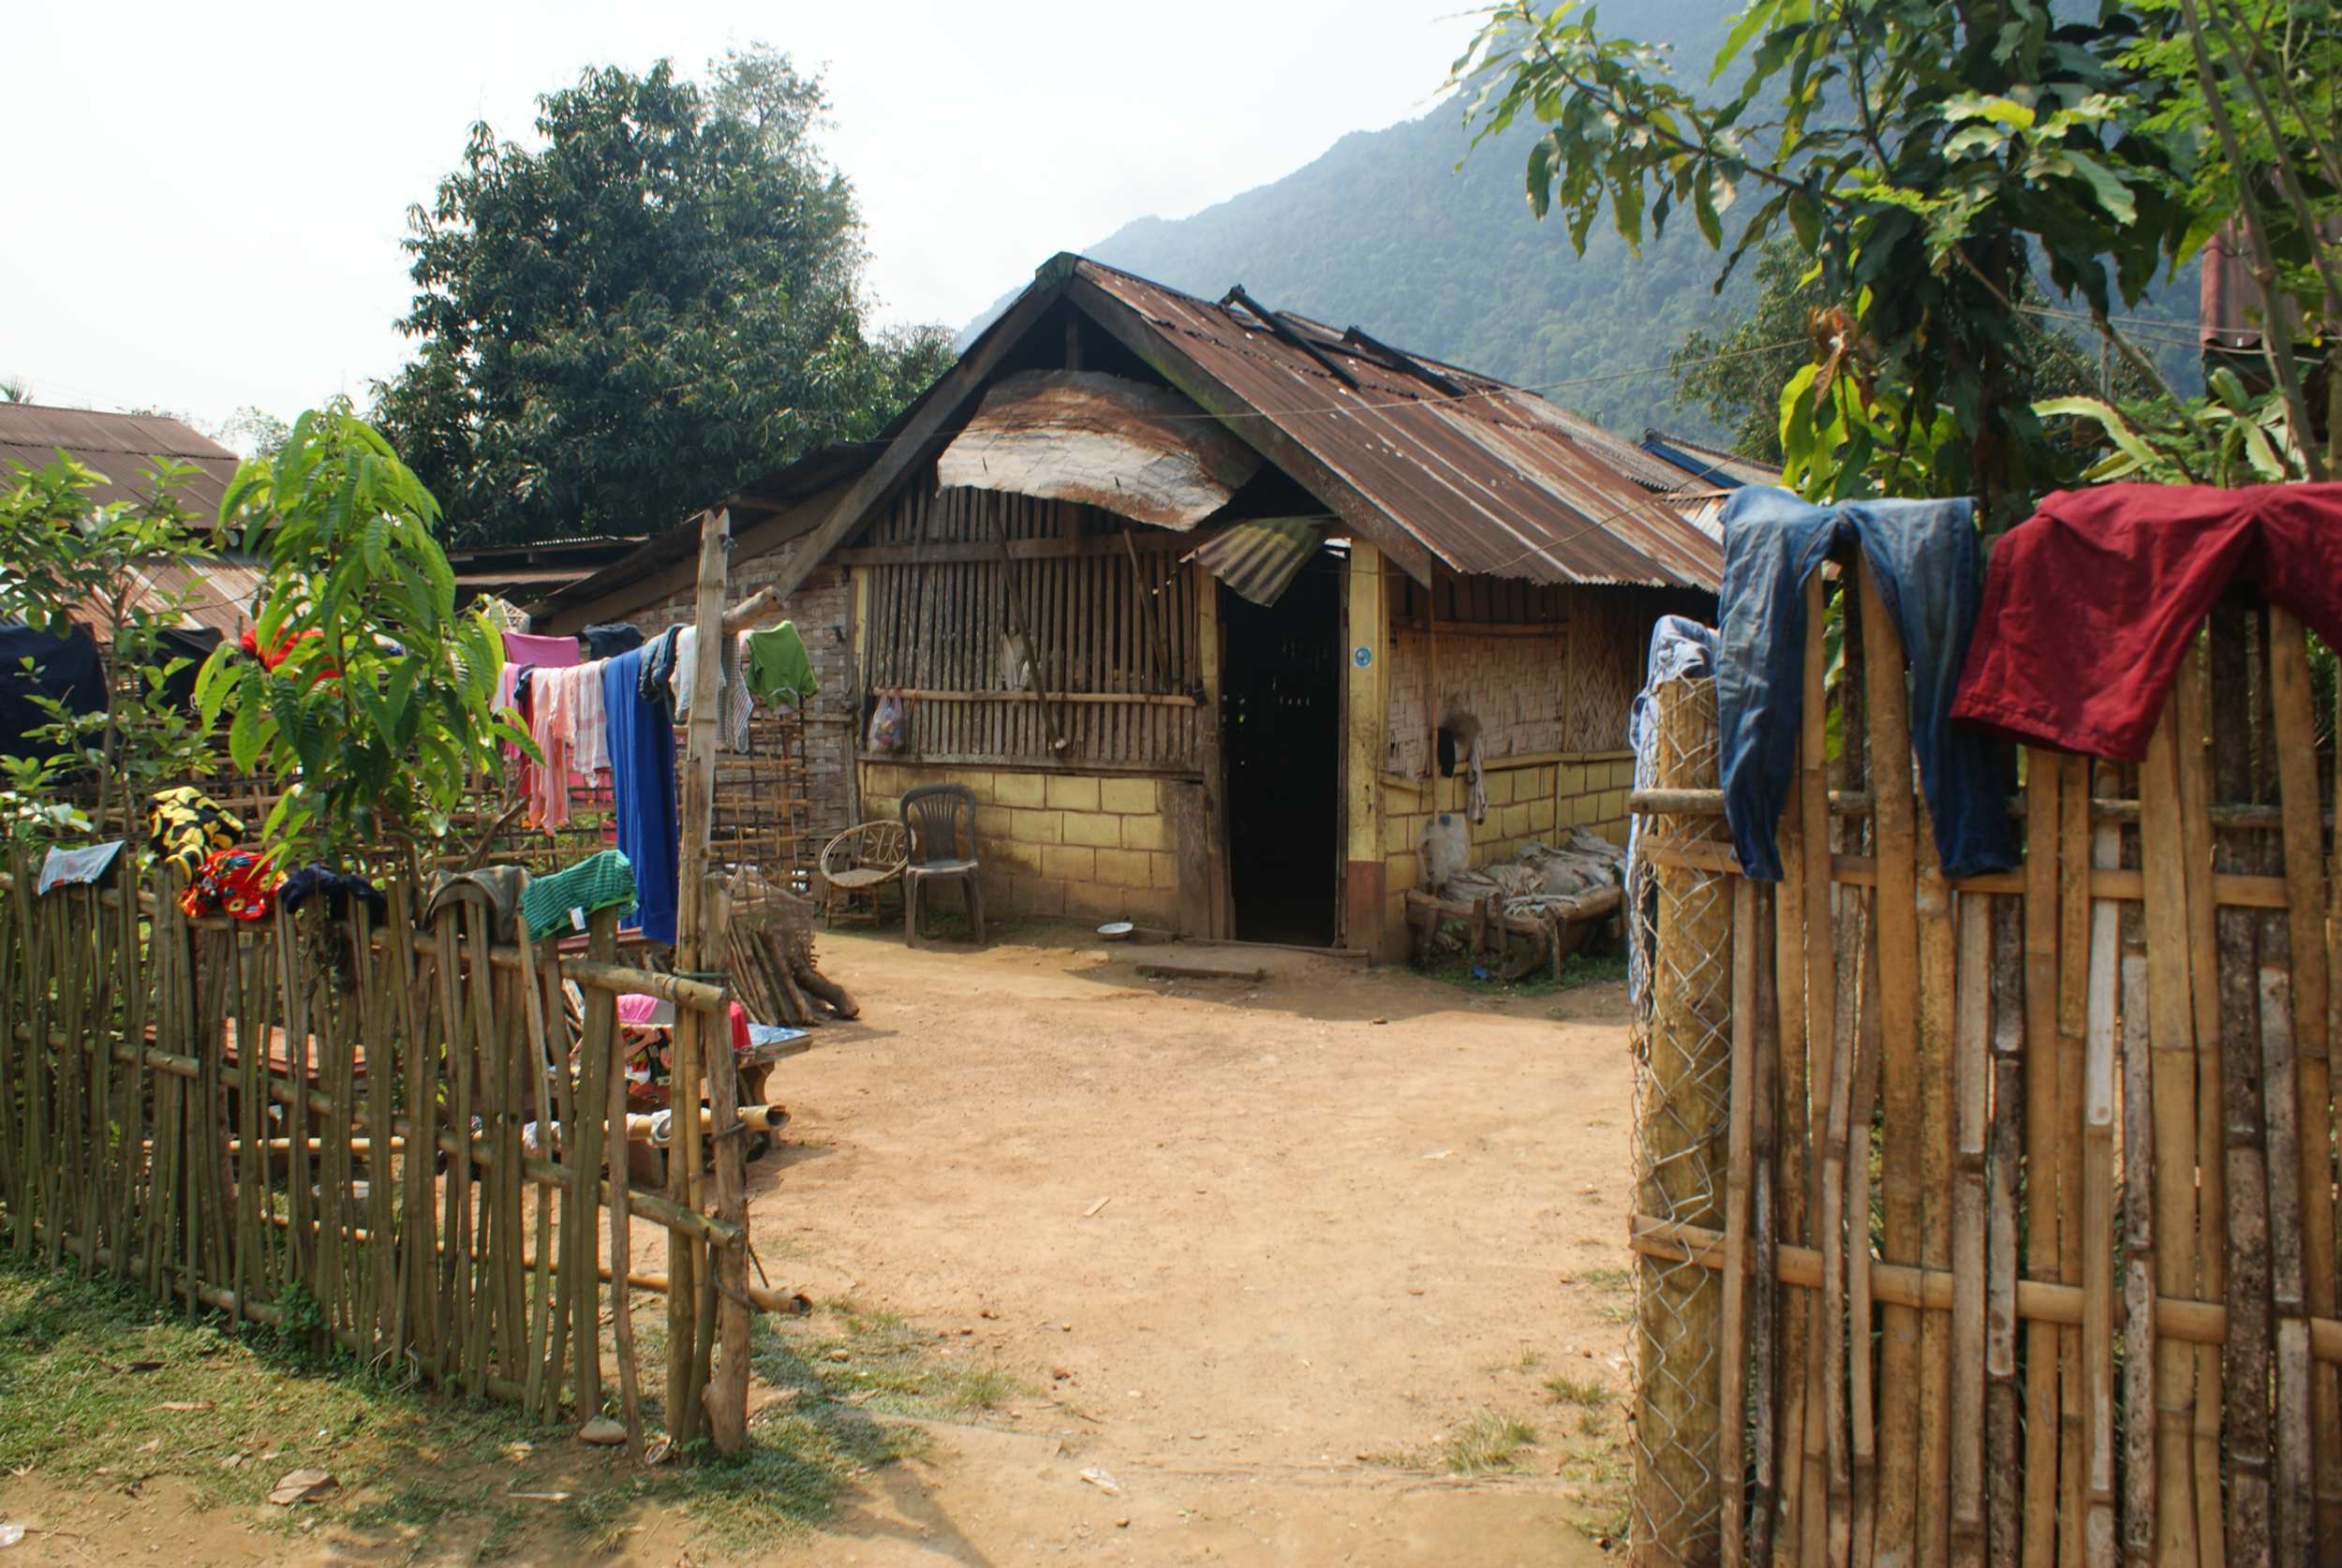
[1634,670,1730,1564]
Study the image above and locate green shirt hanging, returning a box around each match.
[744,622,817,708]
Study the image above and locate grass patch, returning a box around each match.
[1579,1266,1633,1292]
[1441,1410,1541,1474]
[756,1298,1024,1423]
[0,1258,952,1561]
[1543,1372,1608,1408]
[1418,948,1625,1000]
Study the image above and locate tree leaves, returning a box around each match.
[1453,0,2202,519]
[370,47,956,546]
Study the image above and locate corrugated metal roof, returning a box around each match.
[1638,429,1783,491]
[0,404,243,525]
[64,555,264,641]
[1189,516,1324,607]
[1071,260,1722,591]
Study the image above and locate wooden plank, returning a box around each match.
[2139,700,2204,1568]
[1721,878,1759,1568]
[2020,752,2066,1568]
[1858,556,1921,1568]
[2174,647,2226,1568]
[1949,893,1991,1568]
[2054,756,2092,1568]
[2268,606,2342,1558]
[2119,926,2158,1568]
[1986,896,2024,1568]
[2083,823,2120,1568]
[1794,570,1836,1568]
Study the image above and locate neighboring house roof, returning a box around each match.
[60,555,266,643]
[0,404,243,524]
[447,535,651,605]
[1638,429,1782,491]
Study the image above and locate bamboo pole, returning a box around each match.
[1857,557,1920,1568]
[2020,752,2067,1568]
[668,506,729,1450]
[1949,894,1991,1568]
[2083,824,2120,1568]
[2139,698,2204,1568]
[2268,606,2337,1555]
[701,873,752,1457]
[1632,670,1728,1562]
[1721,877,1759,1568]
[1985,896,2023,1568]
[2174,648,2225,1568]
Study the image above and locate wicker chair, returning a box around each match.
[900,783,985,947]
[818,820,908,926]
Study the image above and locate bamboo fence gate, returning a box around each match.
[0,851,766,1452]
[1630,565,2342,1567]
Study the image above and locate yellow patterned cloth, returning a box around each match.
[146,787,244,878]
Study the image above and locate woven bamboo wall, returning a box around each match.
[859,476,1204,770]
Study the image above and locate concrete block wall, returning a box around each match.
[859,761,1183,927]
[1376,749,1634,938]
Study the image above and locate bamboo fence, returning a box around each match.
[1630,570,2342,1567]
[0,853,767,1451]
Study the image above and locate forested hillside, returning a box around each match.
[974,0,2199,443]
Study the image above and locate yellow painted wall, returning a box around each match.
[860,761,1181,926]
[1376,748,1635,942]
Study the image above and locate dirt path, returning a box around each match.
[0,929,1641,1566]
[738,928,1639,1566]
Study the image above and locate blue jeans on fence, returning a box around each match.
[1715,486,2016,882]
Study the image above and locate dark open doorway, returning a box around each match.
[1217,554,1341,946]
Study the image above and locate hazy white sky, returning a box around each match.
[5,0,1480,439]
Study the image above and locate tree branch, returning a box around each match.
[2178,0,2327,480]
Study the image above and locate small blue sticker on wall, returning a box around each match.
[1353,645,1372,668]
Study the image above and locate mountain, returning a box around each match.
[970,0,2199,446]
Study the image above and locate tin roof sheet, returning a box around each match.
[0,404,243,525]
[1072,259,1721,591]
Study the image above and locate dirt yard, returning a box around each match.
[0,927,1641,1566]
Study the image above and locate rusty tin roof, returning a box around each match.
[1069,260,1722,591]
[0,404,244,524]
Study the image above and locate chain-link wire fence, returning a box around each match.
[1629,672,1731,1564]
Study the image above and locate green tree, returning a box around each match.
[375,46,954,546]
[0,455,221,846]
[1454,0,2199,519]
[197,406,528,871]
[1670,239,2160,464]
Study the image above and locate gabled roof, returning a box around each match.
[0,404,243,525]
[1061,259,1719,591]
[569,252,1725,625]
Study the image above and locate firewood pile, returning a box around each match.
[721,868,860,1028]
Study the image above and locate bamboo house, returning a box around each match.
[536,255,1727,959]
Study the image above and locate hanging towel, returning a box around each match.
[519,849,637,937]
[603,646,680,945]
[744,622,817,708]
[37,840,126,895]
[502,630,580,670]
[1625,615,1719,1010]
[671,625,752,749]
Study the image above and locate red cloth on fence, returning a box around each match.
[1951,481,2342,761]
